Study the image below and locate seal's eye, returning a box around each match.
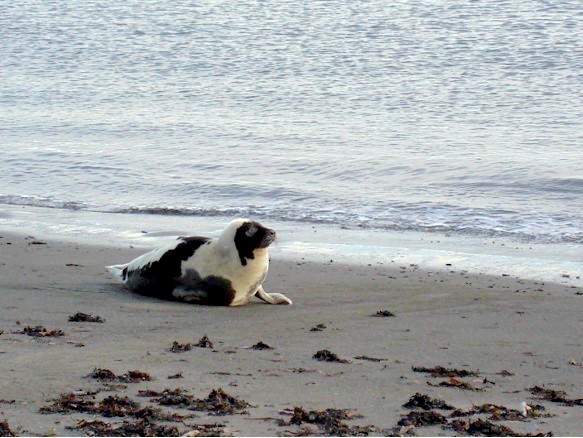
[245,223,258,237]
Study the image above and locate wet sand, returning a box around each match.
[1,232,582,436]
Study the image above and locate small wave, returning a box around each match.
[0,194,87,211]
[2,196,581,245]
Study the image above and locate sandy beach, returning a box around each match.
[1,232,582,436]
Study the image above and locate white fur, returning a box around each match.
[106,218,292,306]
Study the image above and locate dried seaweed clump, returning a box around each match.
[373,310,396,317]
[190,388,250,416]
[398,410,448,427]
[313,349,351,364]
[448,418,552,437]
[529,386,583,406]
[17,325,65,337]
[285,407,377,436]
[68,419,181,437]
[88,368,152,383]
[68,312,105,323]
[139,388,194,408]
[170,341,193,353]
[402,393,454,411]
[194,335,214,348]
[39,392,96,414]
[41,392,181,423]
[0,420,16,437]
[412,365,479,378]
[251,341,273,350]
[450,403,534,421]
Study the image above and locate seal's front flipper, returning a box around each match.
[172,287,210,303]
[255,286,292,305]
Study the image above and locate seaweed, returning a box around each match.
[412,365,479,378]
[190,388,250,416]
[529,385,583,406]
[168,372,183,379]
[194,335,214,348]
[313,349,351,364]
[448,418,551,437]
[284,406,377,436]
[450,404,526,421]
[141,388,250,416]
[87,368,152,383]
[428,377,484,391]
[183,423,232,437]
[68,312,105,323]
[39,392,96,414]
[16,325,65,337]
[398,410,448,427]
[354,355,387,362]
[139,389,194,408]
[69,419,181,437]
[170,341,192,353]
[402,393,454,410]
[251,341,273,350]
[41,392,181,422]
[0,420,16,437]
[373,310,396,317]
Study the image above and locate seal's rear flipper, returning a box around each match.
[106,264,128,283]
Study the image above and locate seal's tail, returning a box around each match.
[105,264,128,283]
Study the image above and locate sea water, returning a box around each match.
[1,1,582,284]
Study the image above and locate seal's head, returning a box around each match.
[221,219,276,266]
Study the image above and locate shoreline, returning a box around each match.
[1,204,582,289]
[1,231,583,436]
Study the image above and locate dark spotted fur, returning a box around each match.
[234,222,275,266]
[176,269,237,306]
[125,237,209,298]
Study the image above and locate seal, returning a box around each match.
[106,219,292,306]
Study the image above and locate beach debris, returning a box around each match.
[140,387,250,415]
[354,355,388,362]
[402,393,454,411]
[194,335,214,348]
[281,406,378,436]
[40,392,97,414]
[428,377,485,391]
[15,325,65,337]
[168,372,184,379]
[28,239,47,245]
[449,403,533,421]
[310,323,327,332]
[448,418,551,437]
[497,369,515,376]
[0,419,16,437]
[139,388,195,408]
[412,365,479,378]
[190,388,250,415]
[68,419,181,437]
[398,410,448,427]
[182,423,233,437]
[529,385,583,406]
[68,312,105,323]
[170,341,193,353]
[250,341,273,350]
[41,392,183,422]
[313,349,351,364]
[88,368,152,383]
[373,310,396,317]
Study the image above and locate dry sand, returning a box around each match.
[1,232,582,436]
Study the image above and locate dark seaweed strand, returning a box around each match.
[126,237,209,297]
[233,222,274,266]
